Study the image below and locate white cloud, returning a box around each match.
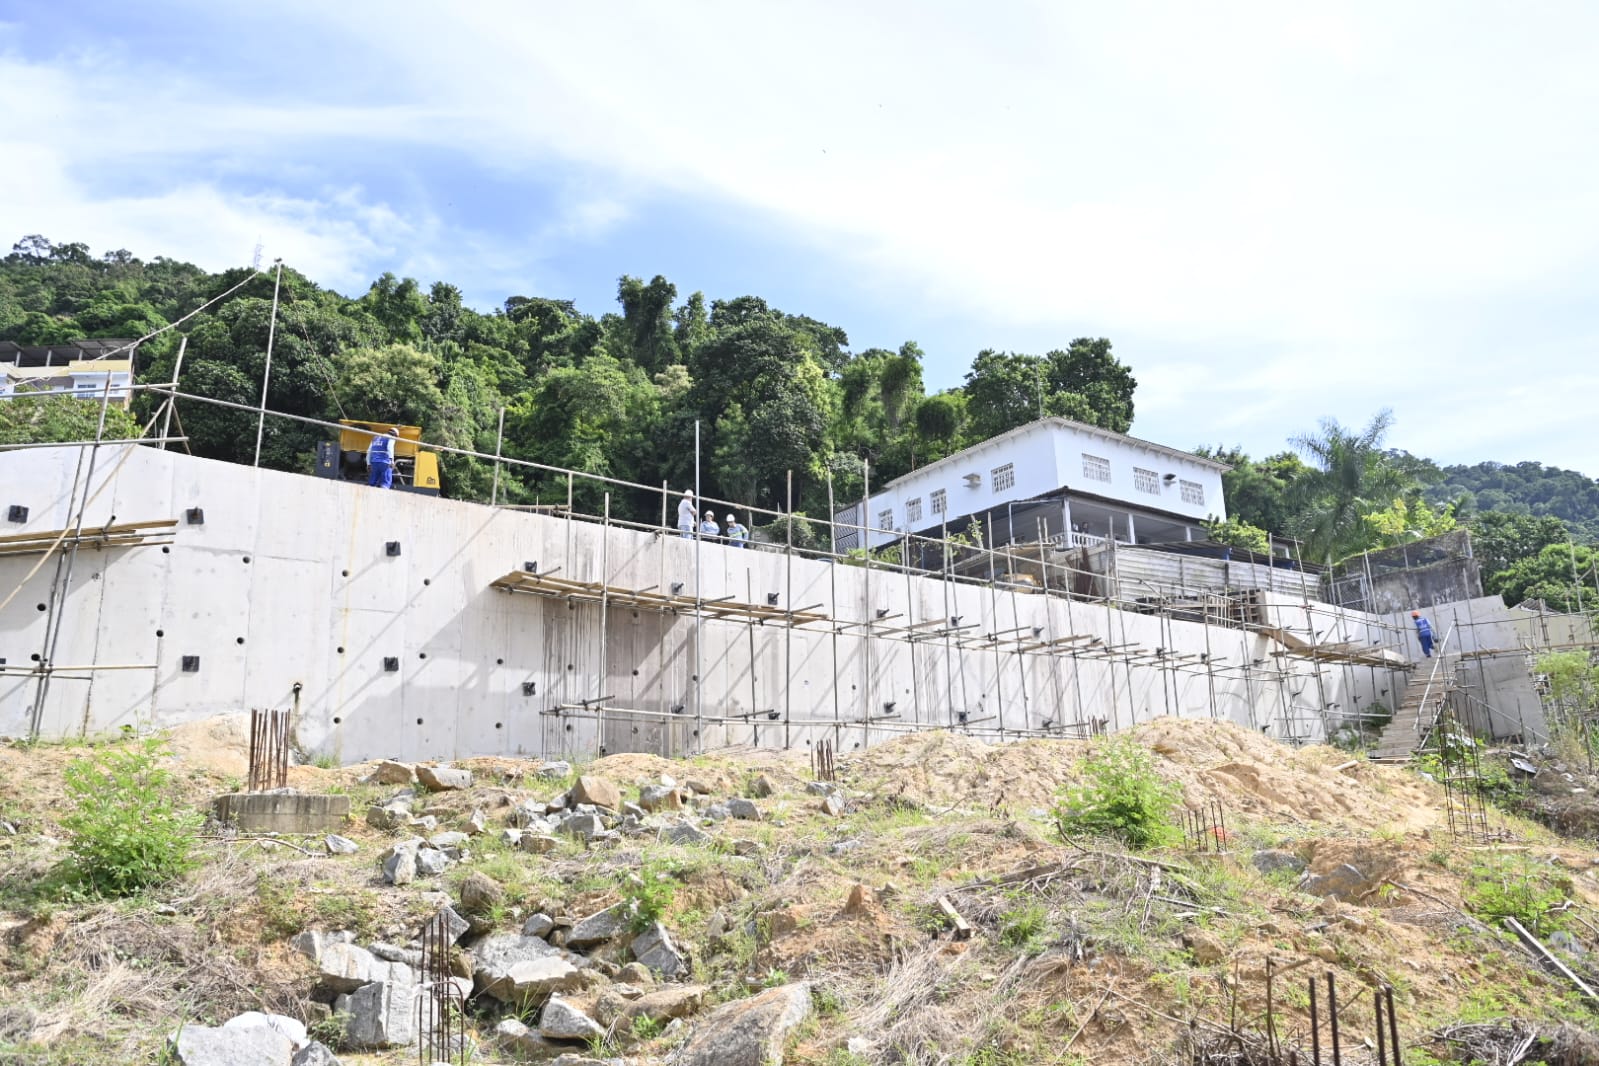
[4,3,1599,470]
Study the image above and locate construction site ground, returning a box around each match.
[2,716,1598,1065]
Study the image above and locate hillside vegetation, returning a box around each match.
[2,717,1597,1065]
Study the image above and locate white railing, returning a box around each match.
[1049,530,1107,549]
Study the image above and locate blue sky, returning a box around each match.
[4,2,1598,475]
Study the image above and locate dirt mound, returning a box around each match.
[846,729,1087,812]
[1135,717,1443,831]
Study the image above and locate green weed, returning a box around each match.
[60,738,202,897]
[1053,737,1180,849]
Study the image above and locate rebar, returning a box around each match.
[812,738,836,782]
[418,909,467,1065]
[247,708,290,792]
[1182,799,1228,853]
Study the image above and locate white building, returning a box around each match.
[833,417,1229,554]
[0,340,137,406]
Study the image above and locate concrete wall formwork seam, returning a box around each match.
[0,444,1466,762]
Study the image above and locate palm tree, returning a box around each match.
[1289,410,1409,564]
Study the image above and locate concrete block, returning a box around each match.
[212,793,350,834]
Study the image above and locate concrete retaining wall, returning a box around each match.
[0,444,1493,762]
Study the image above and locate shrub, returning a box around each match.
[60,738,202,896]
[625,859,678,931]
[1463,853,1572,935]
[1053,737,1180,849]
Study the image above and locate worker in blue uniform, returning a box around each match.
[367,427,400,489]
[1411,610,1435,658]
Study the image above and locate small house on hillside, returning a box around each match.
[0,339,138,407]
[832,416,1229,554]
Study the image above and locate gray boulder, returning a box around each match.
[289,930,354,965]
[323,835,359,855]
[567,904,631,948]
[414,847,451,877]
[473,934,581,1002]
[570,775,622,811]
[664,822,711,846]
[316,942,383,993]
[535,760,573,780]
[380,838,424,885]
[1301,863,1371,902]
[639,784,681,812]
[674,982,812,1066]
[171,1022,294,1066]
[417,765,473,792]
[539,996,605,1041]
[372,760,415,785]
[365,802,410,831]
[466,808,488,835]
[727,798,762,821]
[430,905,470,946]
[290,1043,341,1066]
[631,922,687,978]
[494,1017,562,1058]
[804,781,838,797]
[519,833,561,854]
[557,812,605,841]
[820,793,847,817]
[750,775,776,798]
[1251,850,1308,877]
[335,961,416,1048]
[523,912,557,938]
[429,831,470,851]
[221,1012,307,1048]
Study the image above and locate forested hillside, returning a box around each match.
[0,235,1135,532]
[5,234,1598,609]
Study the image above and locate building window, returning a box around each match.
[930,489,946,516]
[1082,453,1111,483]
[991,463,1015,493]
[1134,467,1160,495]
[877,509,894,532]
[905,497,922,524]
[1180,479,1205,506]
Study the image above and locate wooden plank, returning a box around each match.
[937,896,973,940]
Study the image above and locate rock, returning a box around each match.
[1184,931,1227,964]
[290,1044,341,1066]
[429,831,470,851]
[466,808,488,835]
[750,775,776,798]
[336,962,417,1048]
[365,802,410,831]
[289,929,354,965]
[539,996,605,1041]
[373,760,415,785]
[570,775,622,811]
[370,942,422,967]
[380,839,424,885]
[596,983,708,1026]
[1301,863,1371,902]
[473,934,580,1002]
[727,798,762,821]
[704,803,731,822]
[549,1056,609,1066]
[222,1012,308,1048]
[664,821,711,846]
[415,847,451,877]
[508,803,546,828]
[407,814,439,833]
[568,904,631,948]
[494,1017,562,1057]
[804,781,838,796]
[323,834,359,856]
[316,942,383,993]
[557,812,605,841]
[523,913,557,938]
[847,1037,874,1057]
[171,1022,295,1066]
[820,793,847,817]
[733,839,765,857]
[617,962,654,985]
[1251,850,1308,877]
[685,779,713,795]
[535,760,573,780]
[828,840,861,856]
[1551,930,1586,957]
[290,1043,341,1066]
[639,784,681,812]
[417,765,473,792]
[459,871,506,915]
[499,827,525,846]
[520,833,562,854]
[673,982,811,1066]
[844,884,870,915]
[429,906,471,946]
[631,922,687,977]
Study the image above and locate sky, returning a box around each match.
[2,2,1597,475]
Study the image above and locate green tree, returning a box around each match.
[1203,516,1271,554]
[1469,512,1571,599]
[1289,410,1410,563]
[0,394,141,445]
[333,343,445,428]
[1362,496,1457,547]
[1493,542,1599,612]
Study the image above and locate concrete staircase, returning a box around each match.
[1370,659,1456,761]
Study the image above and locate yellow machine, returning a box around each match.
[313,420,441,495]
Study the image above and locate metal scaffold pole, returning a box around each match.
[252,259,283,469]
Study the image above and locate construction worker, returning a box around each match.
[700,510,721,540]
[677,490,697,538]
[367,427,400,489]
[1411,610,1435,659]
[727,514,750,548]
